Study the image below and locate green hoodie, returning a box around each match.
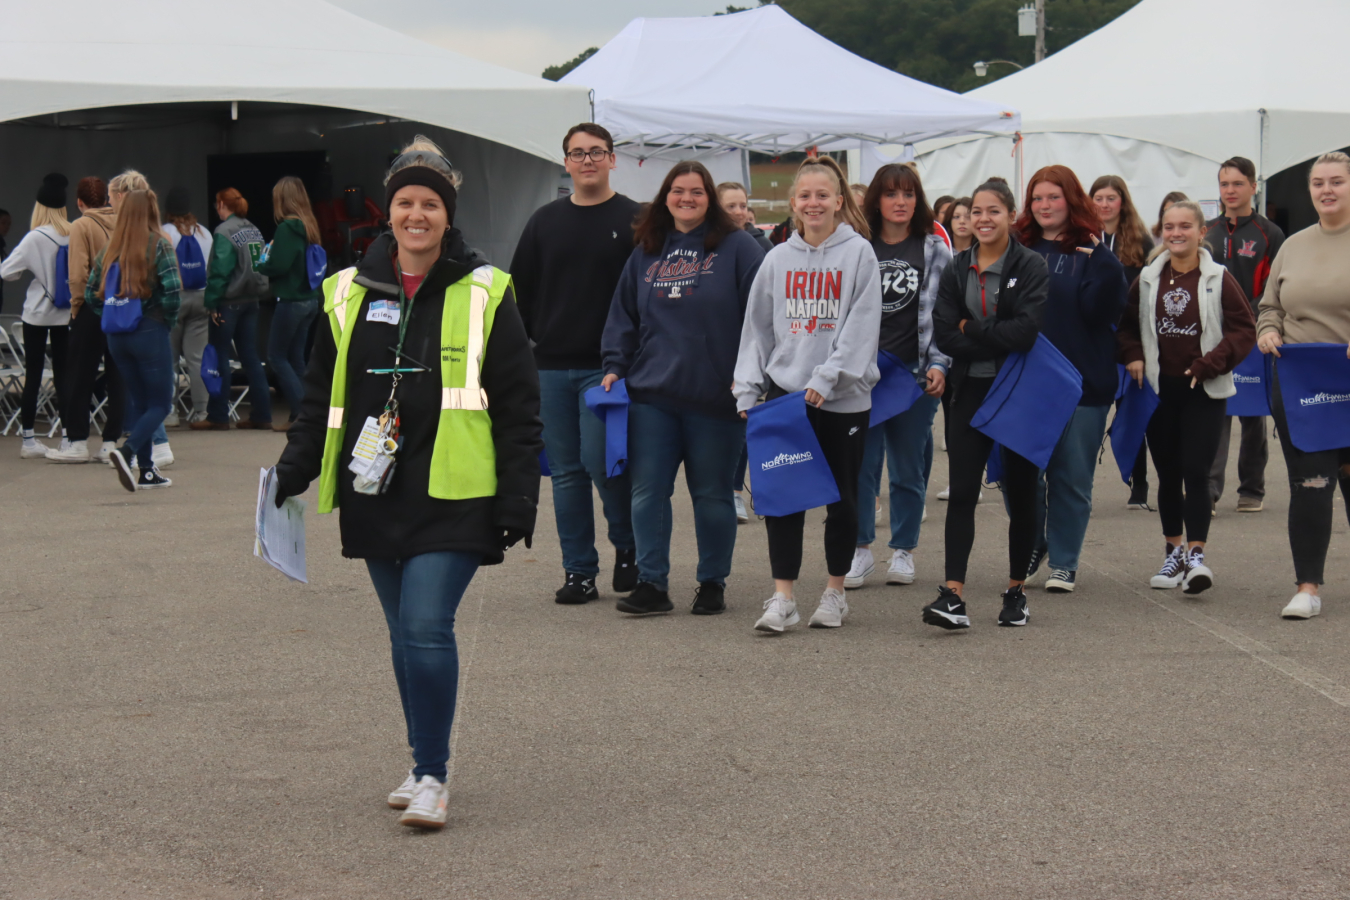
[257,217,322,302]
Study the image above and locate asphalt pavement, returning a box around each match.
[2,416,1349,899]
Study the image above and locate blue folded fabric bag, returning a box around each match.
[201,343,224,397]
[984,441,1005,485]
[870,350,925,427]
[1110,377,1160,483]
[583,379,630,478]
[1276,343,1350,453]
[745,391,840,517]
[538,449,551,477]
[970,334,1084,470]
[1227,346,1272,418]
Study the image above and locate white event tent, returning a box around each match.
[561,5,1019,198]
[913,0,1350,227]
[0,0,590,267]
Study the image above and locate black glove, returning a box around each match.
[500,528,532,552]
[274,466,306,509]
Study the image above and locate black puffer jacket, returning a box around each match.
[275,231,543,564]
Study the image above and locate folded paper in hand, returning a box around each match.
[255,466,307,583]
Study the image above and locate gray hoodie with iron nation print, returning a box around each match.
[734,223,882,414]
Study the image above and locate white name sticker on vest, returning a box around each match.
[366,299,401,325]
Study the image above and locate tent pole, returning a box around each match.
[1258,107,1269,216]
[741,149,751,194]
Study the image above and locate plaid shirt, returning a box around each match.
[85,236,183,329]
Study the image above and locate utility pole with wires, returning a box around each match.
[1019,0,1047,63]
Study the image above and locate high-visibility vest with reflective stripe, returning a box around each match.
[315,264,510,513]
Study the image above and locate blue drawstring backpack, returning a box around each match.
[538,450,551,477]
[175,234,207,291]
[36,232,71,308]
[583,379,630,478]
[201,343,224,397]
[745,391,841,517]
[870,350,925,426]
[1227,346,1272,417]
[984,441,1005,485]
[970,334,1083,469]
[1275,343,1350,453]
[99,262,143,334]
[306,244,328,291]
[1110,377,1160,483]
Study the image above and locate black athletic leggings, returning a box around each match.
[1146,376,1225,543]
[1271,368,1350,585]
[763,404,869,580]
[21,322,68,431]
[62,305,125,443]
[944,376,1039,583]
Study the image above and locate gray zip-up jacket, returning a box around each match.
[733,223,882,414]
[915,230,953,374]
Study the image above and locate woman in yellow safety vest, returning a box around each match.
[272,136,543,830]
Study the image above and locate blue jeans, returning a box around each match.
[366,551,480,783]
[207,301,272,425]
[106,318,173,469]
[268,299,319,420]
[538,369,634,577]
[857,393,940,550]
[1032,404,1110,571]
[628,401,744,591]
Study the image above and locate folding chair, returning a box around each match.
[0,327,26,435]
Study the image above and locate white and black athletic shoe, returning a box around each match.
[555,572,599,605]
[998,585,1029,627]
[136,467,173,489]
[1045,569,1076,593]
[110,446,137,493]
[1024,547,1048,585]
[1182,548,1213,595]
[922,586,970,630]
[1150,544,1185,589]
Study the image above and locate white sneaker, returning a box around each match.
[399,775,449,829]
[152,442,175,468]
[1281,591,1322,619]
[874,500,882,525]
[1149,545,1185,590]
[937,486,950,500]
[843,547,874,589]
[734,493,749,524]
[886,549,915,584]
[46,439,90,463]
[96,441,117,463]
[20,439,49,459]
[1181,548,1213,595]
[387,770,417,809]
[164,412,180,428]
[754,592,799,633]
[922,504,928,522]
[808,587,849,628]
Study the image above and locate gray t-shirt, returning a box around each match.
[964,243,1009,377]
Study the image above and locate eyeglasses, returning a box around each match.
[565,148,612,163]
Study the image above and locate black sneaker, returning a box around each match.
[1045,569,1076,593]
[554,572,598,605]
[1025,547,1047,581]
[616,582,673,615]
[110,446,137,493]
[613,548,638,593]
[922,585,970,630]
[998,585,1029,627]
[690,582,726,615]
[136,467,173,490]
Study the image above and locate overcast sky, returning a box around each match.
[330,1,733,78]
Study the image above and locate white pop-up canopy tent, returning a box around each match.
[914,0,1350,226]
[561,5,1019,197]
[0,0,590,269]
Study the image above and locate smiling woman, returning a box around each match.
[270,134,543,831]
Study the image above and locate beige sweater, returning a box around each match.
[1256,220,1350,343]
[66,206,116,316]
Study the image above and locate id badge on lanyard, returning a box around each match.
[350,267,419,495]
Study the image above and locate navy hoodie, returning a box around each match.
[1030,239,1127,407]
[603,225,764,419]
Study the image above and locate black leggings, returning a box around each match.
[1271,368,1350,585]
[1146,375,1226,543]
[763,404,869,580]
[21,322,68,431]
[944,377,1039,583]
[61,305,124,442]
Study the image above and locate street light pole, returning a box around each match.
[1035,0,1046,63]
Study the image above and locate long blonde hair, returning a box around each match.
[108,169,149,196]
[272,176,322,244]
[790,156,870,240]
[30,201,70,236]
[101,190,162,299]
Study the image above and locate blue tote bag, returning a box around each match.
[1227,347,1272,418]
[1110,378,1160,483]
[1275,343,1350,453]
[99,262,143,335]
[583,379,630,478]
[969,334,1083,470]
[745,391,840,517]
[870,350,925,426]
[200,343,224,397]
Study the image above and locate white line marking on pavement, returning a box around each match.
[446,592,488,786]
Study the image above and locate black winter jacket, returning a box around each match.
[275,232,543,564]
[931,240,1050,403]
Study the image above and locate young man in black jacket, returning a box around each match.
[510,124,640,603]
[1203,156,1285,514]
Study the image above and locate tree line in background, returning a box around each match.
[543,0,1141,93]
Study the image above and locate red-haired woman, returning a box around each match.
[1015,165,1127,594]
